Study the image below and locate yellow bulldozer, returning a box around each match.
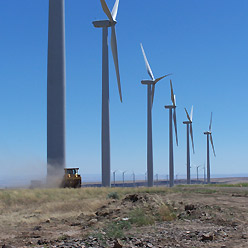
[61,168,82,188]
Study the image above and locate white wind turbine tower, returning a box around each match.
[93,0,122,187]
[47,0,66,181]
[140,44,171,187]
[183,106,195,184]
[204,112,216,184]
[165,80,178,187]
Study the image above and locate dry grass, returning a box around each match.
[1,184,248,247]
[0,187,173,226]
[0,188,105,226]
[0,187,173,207]
[158,204,176,221]
[1,183,244,227]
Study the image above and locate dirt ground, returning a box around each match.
[0,184,247,248]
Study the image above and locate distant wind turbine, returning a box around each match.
[93,0,122,187]
[203,164,206,184]
[112,169,119,187]
[165,80,178,187]
[196,165,201,181]
[183,106,195,184]
[140,43,171,187]
[204,112,216,184]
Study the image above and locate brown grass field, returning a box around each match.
[0,180,248,247]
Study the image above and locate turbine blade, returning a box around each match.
[111,26,122,102]
[111,0,119,21]
[140,43,154,81]
[209,112,212,131]
[173,108,178,146]
[190,123,195,153]
[170,80,176,106]
[154,73,172,83]
[190,105,193,122]
[210,133,216,157]
[152,74,171,104]
[184,108,191,121]
[151,84,155,105]
[100,0,114,22]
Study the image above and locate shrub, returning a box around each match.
[107,192,119,200]
[129,208,154,226]
[157,204,176,221]
[105,220,131,239]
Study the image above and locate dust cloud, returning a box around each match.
[0,158,65,189]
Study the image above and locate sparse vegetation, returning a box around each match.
[209,183,248,187]
[90,220,131,246]
[189,188,217,194]
[0,184,247,247]
[104,220,131,239]
[0,187,173,209]
[57,234,70,241]
[129,208,155,226]
[157,204,177,221]
[107,191,119,199]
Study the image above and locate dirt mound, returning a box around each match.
[94,193,167,223]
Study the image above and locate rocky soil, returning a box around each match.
[0,186,248,248]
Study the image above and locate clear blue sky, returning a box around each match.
[0,0,247,183]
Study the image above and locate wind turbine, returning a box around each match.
[203,164,206,184]
[93,0,122,187]
[122,170,128,187]
[204,112,216,184]
[47,0,66,182]
[132,171,136,187]
[183,106,195,184]
[165,80,178,187]
[140,43,171,187]
[112,169,119,187]
[196,165,201,181]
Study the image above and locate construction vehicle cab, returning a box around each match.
[61,168,81,188]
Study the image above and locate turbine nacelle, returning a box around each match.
[141,80,155,85]
[93,20,117,28]
[183,121,192,124]
[204,131,211,135]
[164,105,176,109]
